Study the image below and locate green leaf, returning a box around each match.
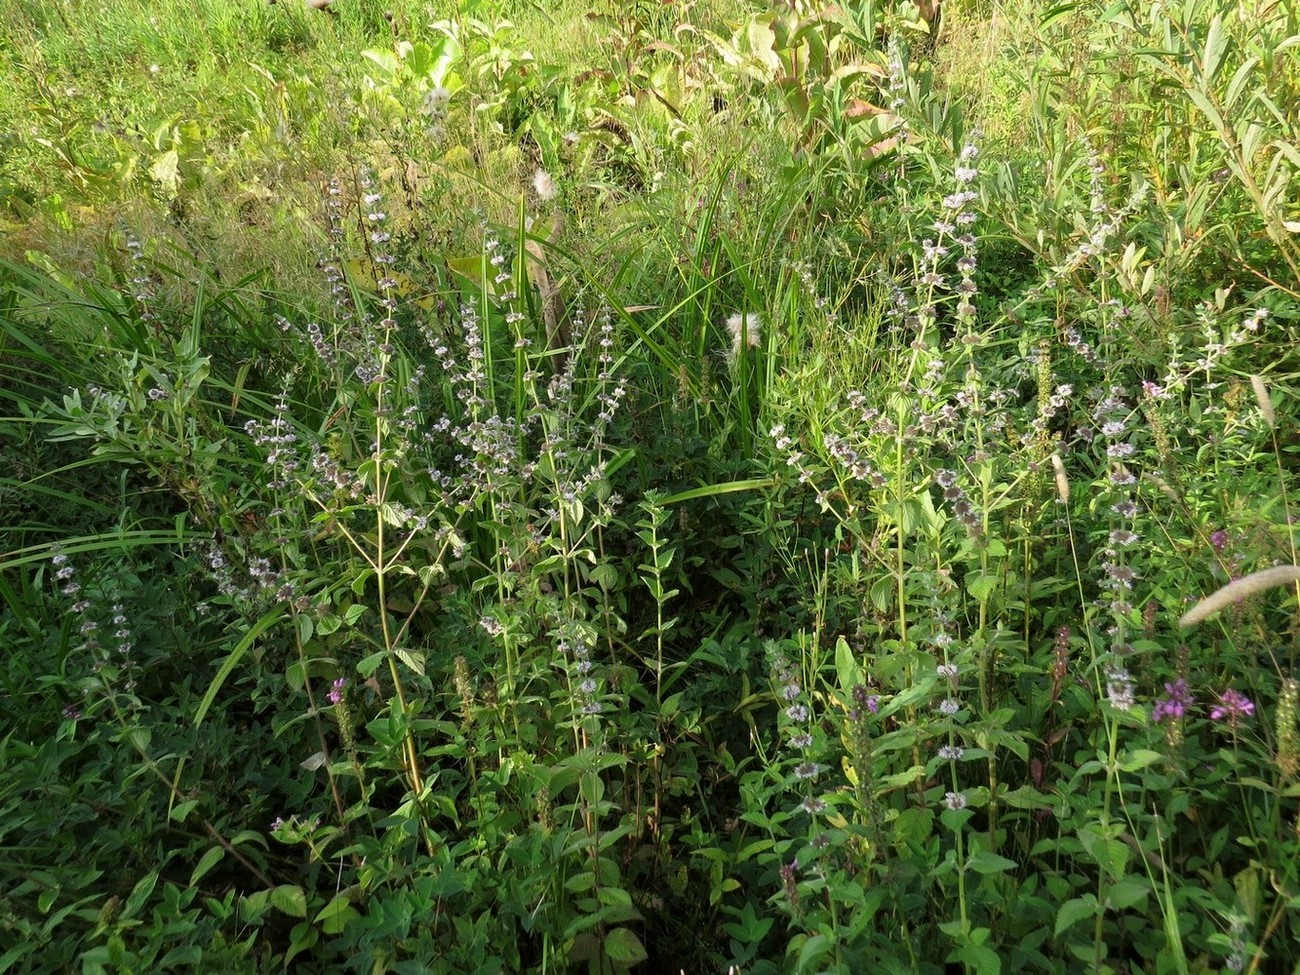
[966,851,1018,875]
[121,870,159,921]
[797,933,833,970]
[1055,893,1099,936]
[836,635,862,697]
[190,847,224,887]
[602,927,648,965]
[357,650,388,678]
[955,944,1001,975]
[589,562,619,589]
[966,571,997,602]
[169,799,199,823]
[314,894,359,935]
[1118,748,1162,771]
[658,478,775,505]
[270,885,307,918]
[1078,824,1129,879]
[395,647,426,676]
[1202,14,1226,83]
[194,608,285,726]
[284,921,318,968]
[1107,878,1149,911]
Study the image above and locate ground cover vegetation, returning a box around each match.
[2,0,1300,971]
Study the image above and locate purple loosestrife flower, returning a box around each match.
[1210,688,1254,727]
[1151,678,1193,723]
[328,677,346,705]
[849,684,879,720]
[779,858,800,909]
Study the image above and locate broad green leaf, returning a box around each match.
[967,851,1018,875]
[270,885,307,918]
[1055,893,1099,936]
[190,847,224,887]
[122,870,159,921]
[602,926,648,965]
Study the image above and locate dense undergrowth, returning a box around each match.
[3,0,1300,972]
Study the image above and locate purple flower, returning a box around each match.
[1151,678,1193,722]
[328,677,346,705]
[1209,530,1229,553]
[1210,688,1254,726]
[851,684,880,717]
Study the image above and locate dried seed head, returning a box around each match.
[1180,565,1300,627]
[1050,453,1069,503]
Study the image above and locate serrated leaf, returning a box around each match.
[1055,893,1099,936]
[955,943,1001,975]
[966,571,997,602]
[1078,824,1129,879]
[270,885,307,918]
[1106,878,1149,911]
[314,894,359,934]
[603,927,648,965]
[395,647,426,676]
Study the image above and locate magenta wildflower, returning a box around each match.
[1210,688,1254,727]
[328,677,346,705]
[1151,678,1194,723]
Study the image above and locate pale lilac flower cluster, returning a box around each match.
[243,390,299,492]
[147,372,171,403]
[420,85,450,142]
[934,469,982,538]
[53,550,141,699]
[822,432,880,486]
[558,628,602,718]
[1092,388,1141,631]
[124,232,159,332]
[1105,664,1135,712]
[194,537,300,610]
[788,260,836,328]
